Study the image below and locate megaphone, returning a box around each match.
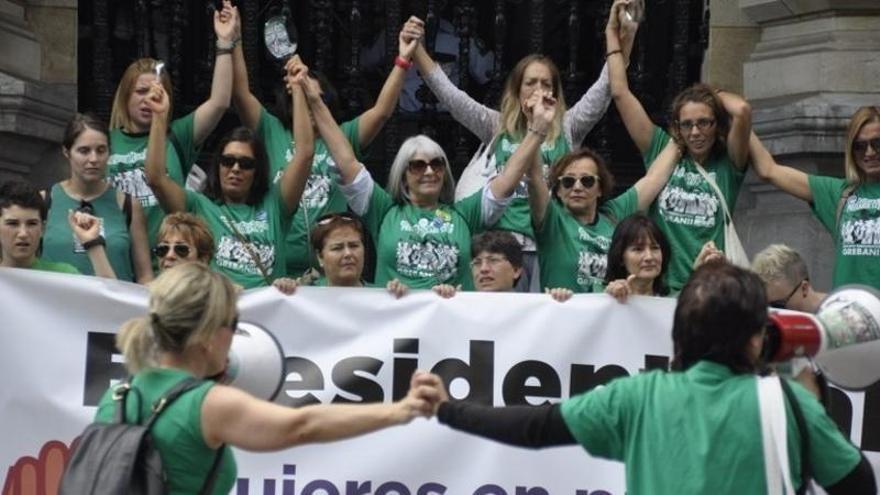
[762,284,880,390]
[220,321,286,401]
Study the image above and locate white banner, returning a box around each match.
[1,267,878,495]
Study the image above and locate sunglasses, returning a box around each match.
[315,212,357,227]
[219,154,257,171]
[559,175,598,189]
[768,280,804,309]
[852,137,880,156]
[408,157,445,174]
[152,243,192,258]
[676,118,715,132]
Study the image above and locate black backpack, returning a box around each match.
[59,377,224,495]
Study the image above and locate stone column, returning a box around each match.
[0,0,77,187]
[735,0,880,290]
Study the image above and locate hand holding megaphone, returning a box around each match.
[763,285,880,390]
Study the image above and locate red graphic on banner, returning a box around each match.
[2,440,74,495]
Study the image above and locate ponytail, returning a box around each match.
[116,316,158,373]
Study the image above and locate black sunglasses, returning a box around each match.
[408,157,445,174]
[219,154,258,171]
[768,280,804,309]
[559,175,598,189]
[852,137,880,156]
[153,243,192,258]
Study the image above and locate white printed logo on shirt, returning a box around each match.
[840,196,880,256]
[577,250,607,288]
[107,168,157,208]
[657,167,720,228]
[395,240,460,281]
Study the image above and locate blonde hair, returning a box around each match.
[844,106,880,184]
[116,263,237,373]
[751,244,809,286]
[157,212,215,264]
[109,58,174,131]
[498,55,565,145]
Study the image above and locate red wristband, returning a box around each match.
[394,56,413,70]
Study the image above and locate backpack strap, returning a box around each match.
[834,184,856,231]
[198,446,226,495]
[143,377,205,429]
[780,378,812,495]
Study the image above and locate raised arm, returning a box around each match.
[200,371,437,451]
[277,59,316,215]
[749,132,812,202]
[492,90,556,201]
[192,2,236,145]
[229,1,261,131]
[303,68,363,185]
[605,0,654,154]
[357,17,424,147]
[144,82,187,213]
[717,89,752,170]
[128,200,154,284]
[68,211,116,280]
[632,140,681,211]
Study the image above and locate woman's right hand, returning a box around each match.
[605,274,637,303]
[146,81,169,118]
[67,210,102,245]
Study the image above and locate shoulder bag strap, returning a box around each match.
[223,216,273,285]
[780,378,812,495]
[757,375,797,495]
[691,161,733,226]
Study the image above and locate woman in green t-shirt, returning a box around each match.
[603,213,671,301]
[143,59,315,289]
[524,88,680,292]
[605,0,752,292]
[42,113,153,284]
[749,106,880,290]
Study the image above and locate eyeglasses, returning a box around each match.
[152,243,192,258]
[768,279,804,309]
[852,137,880,156]
[677,118,716,132]
[470,255,509,269]
[407,157,445,174]
[219,154,257,171]
[559,175,598,189]
[315,212,357,227]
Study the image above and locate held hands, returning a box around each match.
[214,0,238,43]
[67,210,102,245]
[606,0,638,42]
[693,240,724,270]
[398,370,449,422]
[399,16,425,60]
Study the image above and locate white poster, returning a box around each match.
[1,268,878,495]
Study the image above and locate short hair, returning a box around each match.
[498,55,566,144]
[0,180,47,221]
[604,213,670,296]
[62,113,108,150]
[116,263,238,373]
[471,230,523,269]
[310,212,366,253]
[157,212,215,263]
[386,135,456,205]
[671,262,768,373]
[109,58,174,131]
[669,83,730,160]
[844,106,880,184]
[751,244,809,286]
[548,148,615,205]
[204,127,270,206]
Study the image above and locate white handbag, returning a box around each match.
[692,162,750,268]
[455,136,498,201]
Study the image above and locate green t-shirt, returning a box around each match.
[107,113,198,247]
[561,361,861,494]
[644,127,744,291]
[95,368,236,495]
[809,175,880,290]
[185,188,291,289]
[258,109,362,278]
[42,184,135,281]
[362,186,485,290]
[30,258,80,274]
[492,132,570,238]
[535,187,638,292]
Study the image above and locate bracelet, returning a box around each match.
[605,49,623,59]
[216,39,236,50]
[528,126,548,139]
[216,48,233,57]
[82,236,106,251]
[394,56,413,70]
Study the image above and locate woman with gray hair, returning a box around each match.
[297,64,532,289]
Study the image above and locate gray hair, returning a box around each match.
[751,243,810,286]
[386,135,456,205]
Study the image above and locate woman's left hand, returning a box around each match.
[67,210,102,245]
[386,278,409,299]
